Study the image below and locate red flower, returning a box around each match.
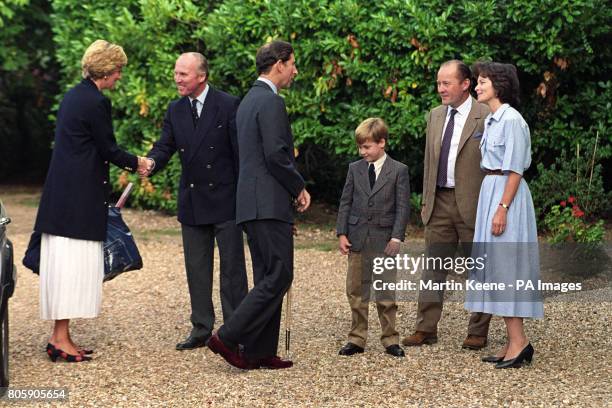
[560,201,567,207]
[568,196,576,204]
[572,206,585,218]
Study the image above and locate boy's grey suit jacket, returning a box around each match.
[336,156,410,252]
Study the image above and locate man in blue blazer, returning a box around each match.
[144,53,248,350]
[208,41,310,369]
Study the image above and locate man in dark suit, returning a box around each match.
[207,40,310,370]
[143,53,248,350]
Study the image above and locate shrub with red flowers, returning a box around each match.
[544,196,605,244]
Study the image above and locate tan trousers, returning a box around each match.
[415,188,492,336]
[346,250,399,348]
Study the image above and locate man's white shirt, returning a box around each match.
[440,96,472,188]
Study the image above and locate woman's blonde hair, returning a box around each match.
[81,40,127,80]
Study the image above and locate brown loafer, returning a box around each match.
[462,335,487,350]
[401,331,438,346]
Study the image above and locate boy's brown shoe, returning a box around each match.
[401,331,438,346]
[461,335,487,350]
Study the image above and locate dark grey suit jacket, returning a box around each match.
[235,80,304,224]
[336,156,411,252]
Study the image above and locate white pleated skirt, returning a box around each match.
[40,233,104,320]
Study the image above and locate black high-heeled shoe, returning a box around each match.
[495,343,534,369]
[46,343,92,363]
[481,355,504,363]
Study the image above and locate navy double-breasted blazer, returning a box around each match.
[147,86,241,226]
[34,78,138,241]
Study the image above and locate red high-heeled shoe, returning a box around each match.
[46,343,91,362]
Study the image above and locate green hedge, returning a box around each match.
[46,0,611,216]
[0,0,56,181]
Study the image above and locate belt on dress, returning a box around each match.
[484,169,504,176]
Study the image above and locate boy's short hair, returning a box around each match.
[355,117,388,144]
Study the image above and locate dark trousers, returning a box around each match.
[181,220,248,339]
[416,189,492,336]
[219,219,293,359]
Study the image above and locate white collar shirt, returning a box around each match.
[188,84,210,117]
[257,76,278,95]
[441,96,472,188]
[369,153,387,179]
[370,153,398,241]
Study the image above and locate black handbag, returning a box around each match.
[23,184,142,282]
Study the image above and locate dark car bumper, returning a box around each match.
[0,238,16,314]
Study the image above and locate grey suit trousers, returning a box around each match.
[181,220,248,339]
[219,219,293,359]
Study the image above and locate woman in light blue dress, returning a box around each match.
[465,62,543,369]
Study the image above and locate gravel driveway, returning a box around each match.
[1,186,610,407]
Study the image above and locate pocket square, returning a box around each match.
[473,132,483,139]
[216,124,223,128]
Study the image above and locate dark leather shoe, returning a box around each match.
[481,355,504,363]
[206,333,248,369]
[251,355,293,369]
[385,344,405,357]
[402,331,438,346]
[462,335,487,350]
[338,342,365,356]
[176,334,210,350]
[496,343,534,369]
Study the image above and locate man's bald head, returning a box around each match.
[440,59,472,83]
[178,52,209,77]
[174,52,208,98]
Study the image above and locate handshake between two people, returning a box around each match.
[136,156,155,178]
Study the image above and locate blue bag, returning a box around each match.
[102,206,143,281]
[22,206,143,282]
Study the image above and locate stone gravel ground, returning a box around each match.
[0,186,610,407]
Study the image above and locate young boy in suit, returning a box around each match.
[336,117,410,357]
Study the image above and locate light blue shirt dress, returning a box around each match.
[465,104,544,318]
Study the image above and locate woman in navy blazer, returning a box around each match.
[33,40,146,362]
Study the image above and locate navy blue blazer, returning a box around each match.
[147,86,241,226]
[235,80,304,224]
[34,78,138,241]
